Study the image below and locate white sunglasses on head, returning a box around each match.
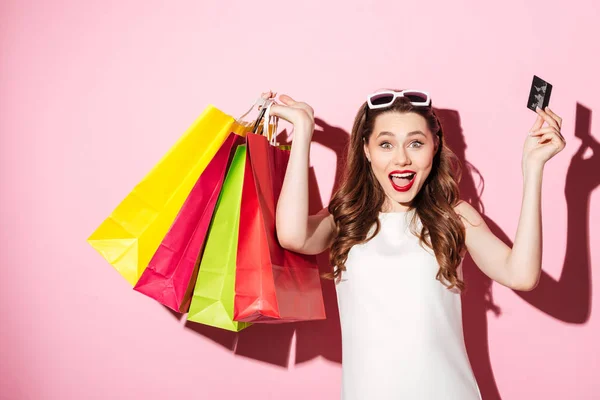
[366,89,431,109]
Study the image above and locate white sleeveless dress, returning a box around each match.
[335,210,482,400]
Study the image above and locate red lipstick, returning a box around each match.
[389,170,416,192]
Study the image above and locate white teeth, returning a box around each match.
[390,172,415,178]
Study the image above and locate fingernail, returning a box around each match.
[536,106,541,111]
[545,106,550,111]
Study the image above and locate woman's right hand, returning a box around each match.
[261,91,315,141]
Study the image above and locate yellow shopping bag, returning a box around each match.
[88,105,250,285]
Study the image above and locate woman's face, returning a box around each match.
[364,111,439,212]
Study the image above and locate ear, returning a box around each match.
[363,139,371,162]
[434,134,440,153]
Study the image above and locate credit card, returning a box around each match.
[527,75,552,112]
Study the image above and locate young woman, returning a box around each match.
[268,89,565,399]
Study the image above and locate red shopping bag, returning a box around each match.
[134,133,244,312]
[234,132,326,323]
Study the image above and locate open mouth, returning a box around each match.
[389,171,416,191]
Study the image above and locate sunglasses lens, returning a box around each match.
[370,93,395,106]
[403,91,429,104]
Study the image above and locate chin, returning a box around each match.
[385,188,416,204]
[391,194,416,205]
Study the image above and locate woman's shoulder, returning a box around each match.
[453,200,485,229]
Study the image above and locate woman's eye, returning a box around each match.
[409,141,424,148]
[380,142,392,149]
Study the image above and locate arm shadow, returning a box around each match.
[437,103,596,400]
[512,103,595,322]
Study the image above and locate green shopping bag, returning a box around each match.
[186,145,251,332]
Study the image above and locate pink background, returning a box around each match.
[1,0,599,399]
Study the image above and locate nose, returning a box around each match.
[393,147,411,166]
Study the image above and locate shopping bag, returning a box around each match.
[186,145,251,332]
[234,132,326,323]
[87,106,248,285]
[133,133,245,312]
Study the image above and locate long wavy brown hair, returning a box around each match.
[325,91,467,291]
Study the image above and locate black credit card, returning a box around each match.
[527,75,552,112]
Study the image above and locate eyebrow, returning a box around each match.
[375,130,426,139]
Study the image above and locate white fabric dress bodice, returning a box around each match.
[335,210,482,400]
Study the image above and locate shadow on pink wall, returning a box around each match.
[443,103,595,400]
[165,104,596,400]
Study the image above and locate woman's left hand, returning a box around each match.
[522,107,566,173]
